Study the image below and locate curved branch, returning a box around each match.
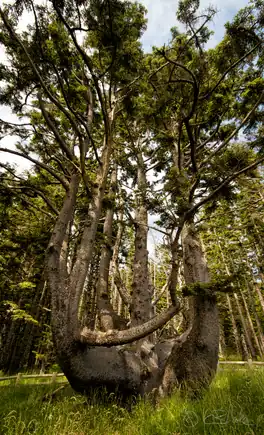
[7,183,59,216]
[0,148,69,190]
[163,54,199,120]
[25,187,59,215]
[149,14,214,83]
[17,195,55,219]
[79,304,180,346]
[163,55,198,89]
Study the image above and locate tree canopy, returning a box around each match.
[0,0,263,398]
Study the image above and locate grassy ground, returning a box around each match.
[0,368,264,435]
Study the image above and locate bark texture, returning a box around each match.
[48,162,219,401]
[131,153,153,326]
[161,224,219,395]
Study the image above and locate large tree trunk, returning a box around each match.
[48,165,178,396]
[96,168,127,331]
[131,152,153,326]
[161,224,219,395]
[47,147,215,400]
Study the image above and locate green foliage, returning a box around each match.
[3,301,39,325]
[18,281,36,289]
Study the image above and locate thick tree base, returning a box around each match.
[56,341,148,400]
[55,333,219,404]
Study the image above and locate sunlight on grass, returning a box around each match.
[0,369,264,434]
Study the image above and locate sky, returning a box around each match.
[139,0,249,51]
[0,0,251,252]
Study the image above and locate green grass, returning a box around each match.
[1,369,264,434]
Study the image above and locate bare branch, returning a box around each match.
[27,188,59,215]
[7,183,59,216]
[152,280,169,306]
[17,195,55,219]
[0,118,31,127]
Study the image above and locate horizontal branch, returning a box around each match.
[0,118,31,127]
[79,304,180,346]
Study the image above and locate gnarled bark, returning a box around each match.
[161,224,219,395]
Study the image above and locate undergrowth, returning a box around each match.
[0,368,264,434]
